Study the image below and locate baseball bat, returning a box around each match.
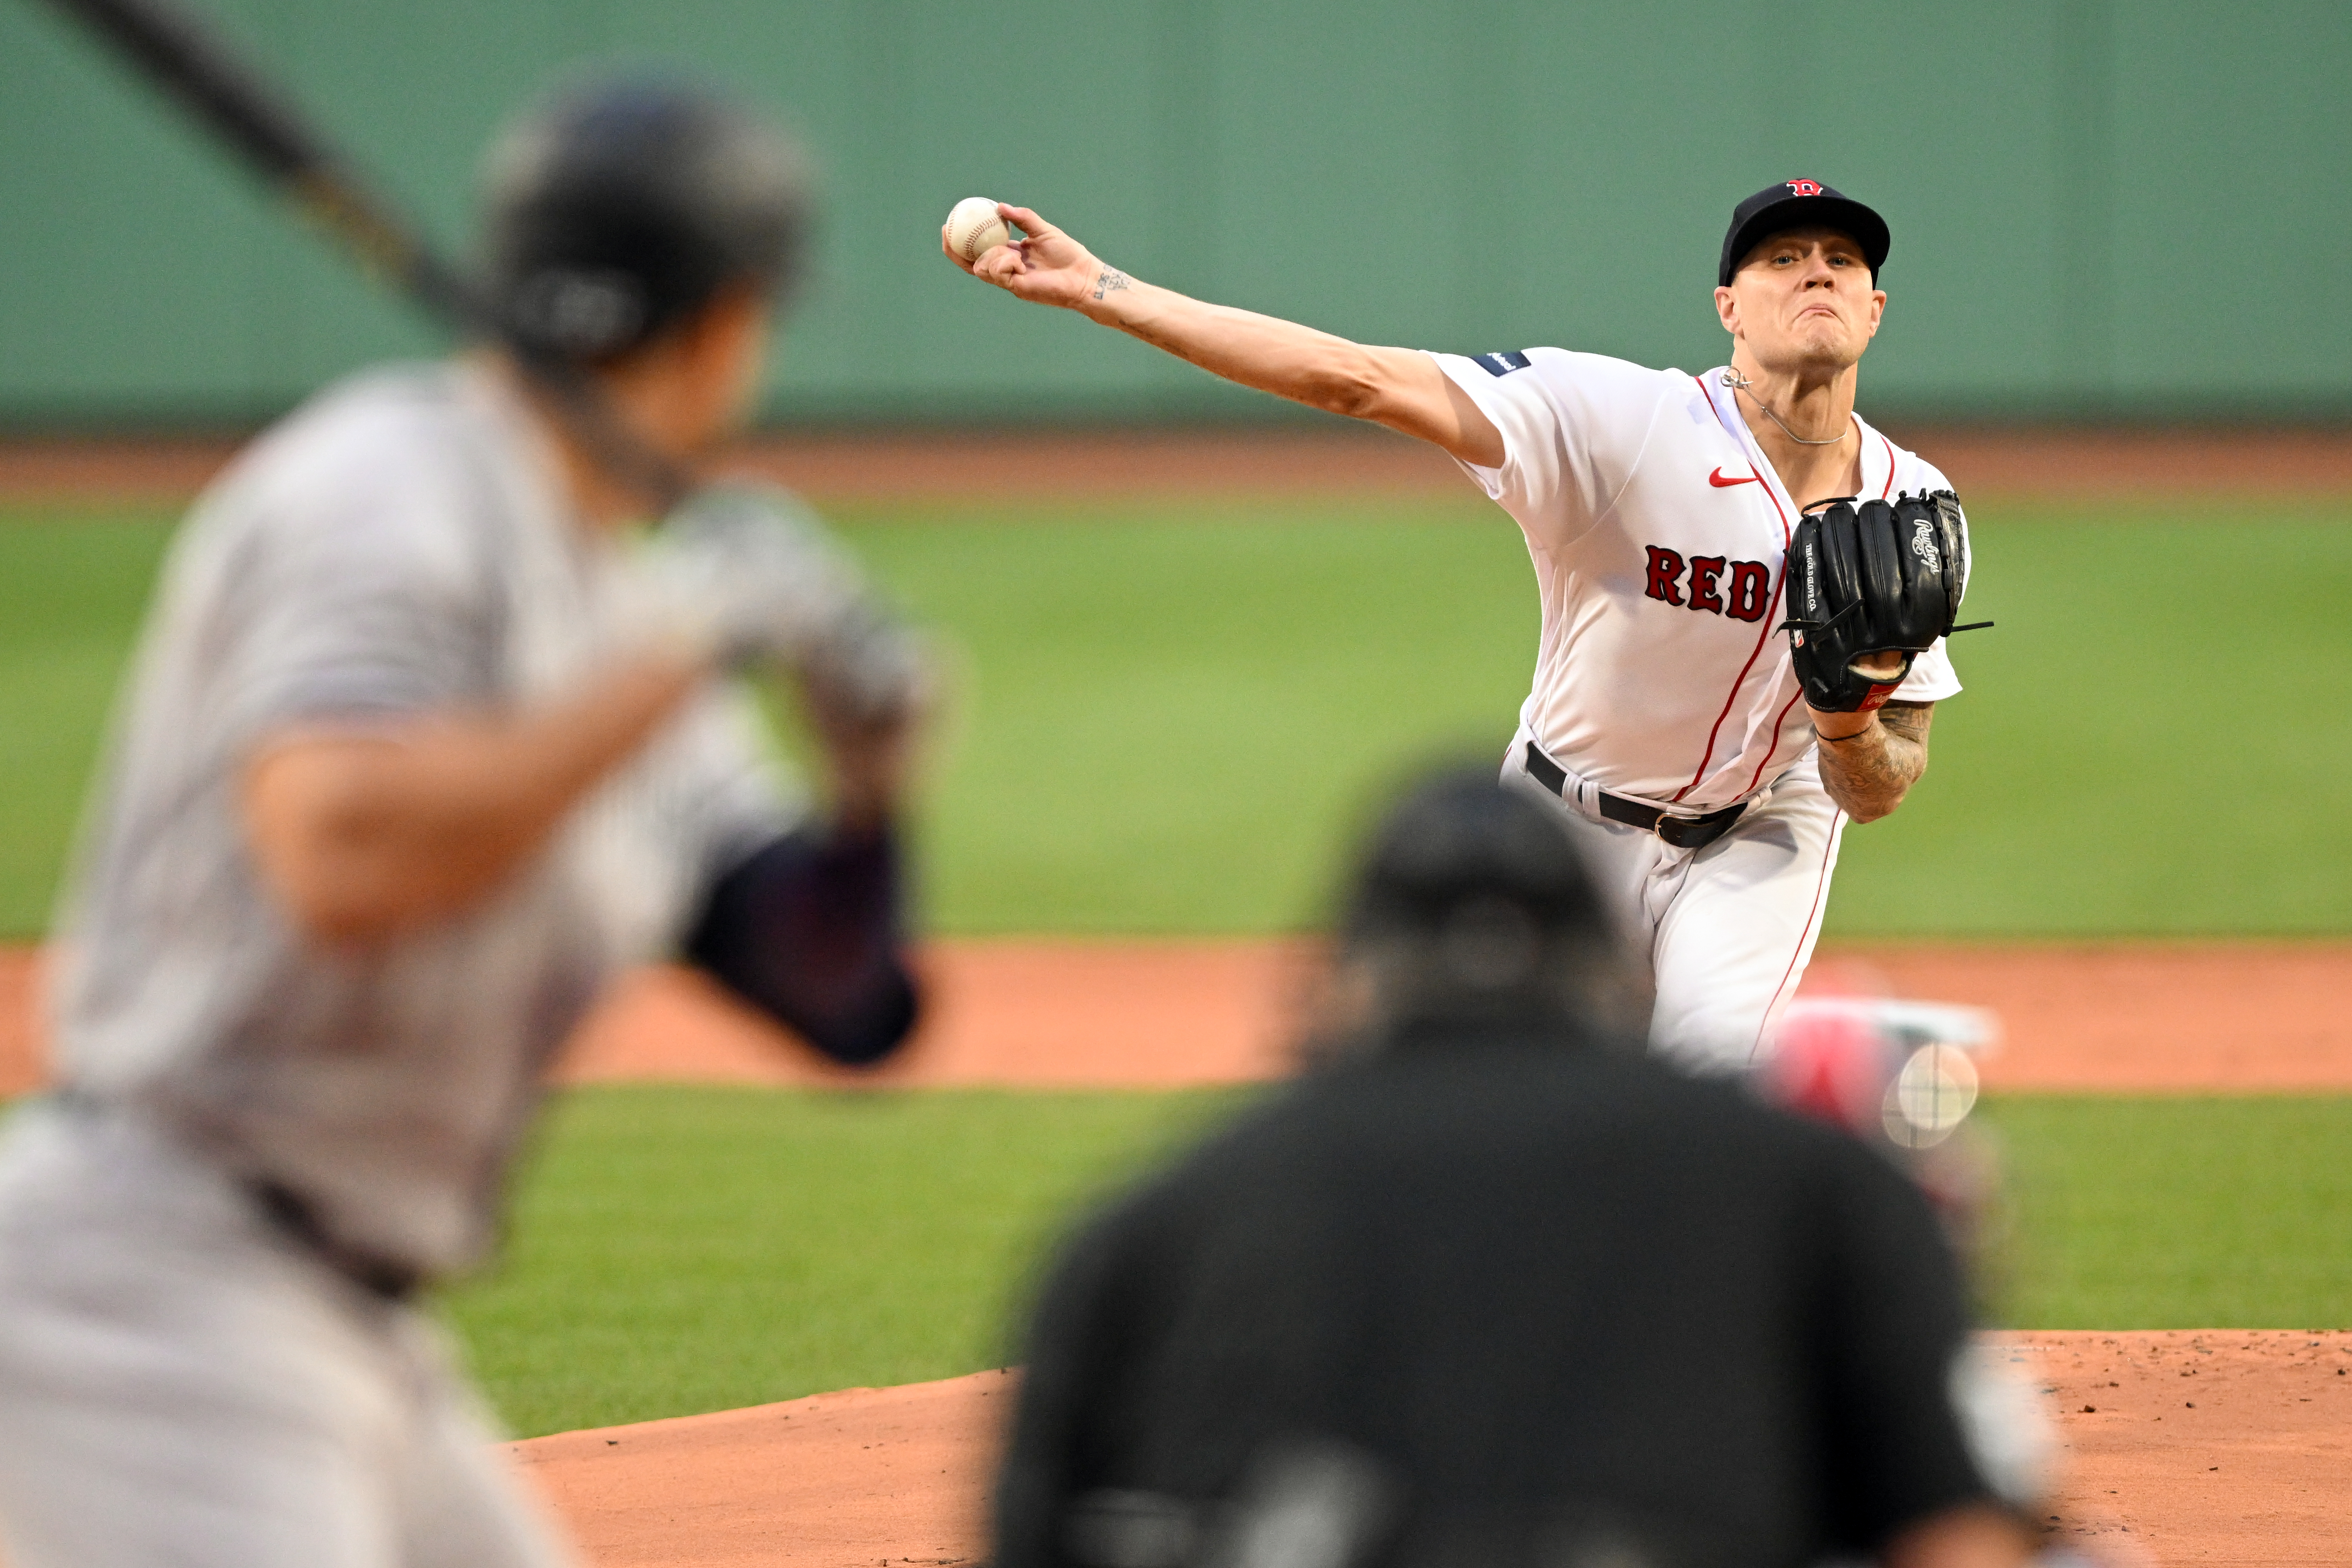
[38,0,692,509]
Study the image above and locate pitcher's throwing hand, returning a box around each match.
[939,200,1116,306]
[943,180,1981,1075]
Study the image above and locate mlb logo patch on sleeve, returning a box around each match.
[1472,350,1532,376]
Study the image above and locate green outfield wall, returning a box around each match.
[4,0,2347,427]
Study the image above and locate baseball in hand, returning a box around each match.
[944,197,1012,262]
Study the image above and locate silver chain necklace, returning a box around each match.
[1720,368,1848,446]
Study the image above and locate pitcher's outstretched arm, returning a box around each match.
[945,203,1502,468]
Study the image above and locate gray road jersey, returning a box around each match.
[49,362,802,1277]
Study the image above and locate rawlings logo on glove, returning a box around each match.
[1778,490,1990,713]
[1909,518,1941,574]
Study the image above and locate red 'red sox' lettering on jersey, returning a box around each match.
[1643,546,1772,622]
[1428,347,1962,811]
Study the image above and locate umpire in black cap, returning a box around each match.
[992,768,2038,1568]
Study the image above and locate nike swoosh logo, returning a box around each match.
[1709,468,1760,488]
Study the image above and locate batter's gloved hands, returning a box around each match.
[644,482,932,730]
[1779,490,1983,713]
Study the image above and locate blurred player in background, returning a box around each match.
[994,769,2041,1568]
[947,183,1960,1076]
[0,78,927,1568]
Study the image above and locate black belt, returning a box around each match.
[1522,742,1749,850]
[48,1086,422,1302]
[250,1180,423,1302]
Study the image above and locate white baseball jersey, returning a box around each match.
[47,361,810,1278]
[1431,350,1961,812]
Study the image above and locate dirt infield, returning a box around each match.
[550,939,2352,1094]
[5,425,2352,509]
[514,1370,1011,1568]
[555,941,1309,1091]
[513,1332,2352,1568]
[3,939,2348,1098]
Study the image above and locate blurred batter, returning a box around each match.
[0,79,926,1568]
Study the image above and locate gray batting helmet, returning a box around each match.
[479,75,812,362]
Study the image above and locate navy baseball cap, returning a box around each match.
[1718,178,1890,287]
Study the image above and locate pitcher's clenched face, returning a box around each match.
[1713,226,1885,377]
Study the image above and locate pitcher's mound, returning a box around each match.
[515,1334,2352,1568]
[513,1370,1014,1568]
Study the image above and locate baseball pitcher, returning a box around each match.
[0,79,927,1567]
[948,179,1976,1073]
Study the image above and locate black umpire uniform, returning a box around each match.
[993,772,2017,1568]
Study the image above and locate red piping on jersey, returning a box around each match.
[1675,371,1793,803]
[1877,427,1896,499]
[1693,373,1742,442]
[1749,806,1845,1064]
[1742,685,1808,796]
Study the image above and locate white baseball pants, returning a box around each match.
[1506,741,1848,1075]
[0,1099,577,1568]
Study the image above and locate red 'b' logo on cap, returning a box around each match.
[1786,179,1824,197]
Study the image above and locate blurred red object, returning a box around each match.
[1759,997,2007,1267]
[1766,1000,1904,1137]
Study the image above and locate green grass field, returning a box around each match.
[445,1086,2352,1438]
[5,495,2348,1437]
[3,496,2350,938]
[446,1086,1242,1435]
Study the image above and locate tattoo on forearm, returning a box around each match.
[1818,702,1934,822]
[1092,269,1130,302]
[1875,704,1933,748]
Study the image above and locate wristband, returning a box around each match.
[1814,724,1880,745]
